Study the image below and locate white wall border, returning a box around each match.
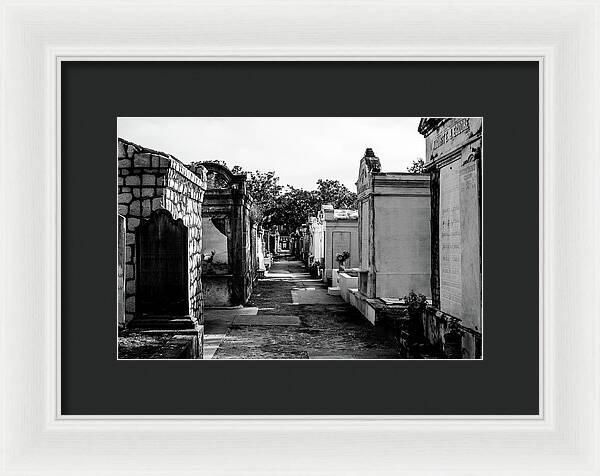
[1,1,598,474]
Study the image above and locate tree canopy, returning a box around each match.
[203,161,357,231]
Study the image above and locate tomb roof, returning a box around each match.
[117,138,206,189]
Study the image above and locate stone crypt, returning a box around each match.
[345,148,431,324]
[117,138,207,358]
[419,117,483,358]
[187,161,256,307]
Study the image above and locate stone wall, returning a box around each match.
[117,214,126,325]
[117,138,207,324]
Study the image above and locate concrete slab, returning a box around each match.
[291,289,345,305]
[233,315,300,326]
[308,353,355,359]
[204,307,259,318]
[203,332,228,359]
[327,287,341,296]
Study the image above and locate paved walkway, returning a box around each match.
[203,256,402,359]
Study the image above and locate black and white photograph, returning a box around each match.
[117,117,482,360]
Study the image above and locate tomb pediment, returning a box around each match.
[357,147,381,192]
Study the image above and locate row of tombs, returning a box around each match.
[117,117,482,359]
[117,138,267,358]
[291,118,482,359]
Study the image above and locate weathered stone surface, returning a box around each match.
[142,199,151,216]
[117,215,126,324]
[126,279,135,294]
[152,197,162,211]
[234,315,300,326]
[129,200,141,216]
[189,161,254,307]
[132,188,141,198]
[118,140,127,159]
[118,193,133,204]
[142,174,155,186]
[118,204,128,215]
[126,245,133,262]
[142,187,154,197]
[118,158,131,168]
[125,176,140,186]
[125,296,135,312]
[133,154,152,167]
[127,217,139,231]
[419,118,482,339]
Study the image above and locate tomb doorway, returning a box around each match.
[135,209,189,317]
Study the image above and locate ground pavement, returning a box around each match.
[203,255,402,359]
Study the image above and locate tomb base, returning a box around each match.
[127,316,204,359]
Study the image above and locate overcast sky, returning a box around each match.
[118,117,424,191]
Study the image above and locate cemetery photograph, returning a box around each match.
[117,117,482,360]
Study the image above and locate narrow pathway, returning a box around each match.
[203,256,401,359]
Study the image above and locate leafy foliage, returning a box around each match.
[315,179,357,210]
[267,180,358,231]
[267,186,320,232]
[407,158,425,174]
[245,170,284,224]
[198,161,358,231]
[335,250,351,264]
[403,291,428,316]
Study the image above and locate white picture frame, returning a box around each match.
[1,1,598,474]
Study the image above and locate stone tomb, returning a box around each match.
[117,138,207,357]
[320,205,359,285]
[187,162,255,307]
[307,216,324,270]
[419,117,482,358]
[350,148,431,324]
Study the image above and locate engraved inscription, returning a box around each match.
[439,163,462,317]
[433,118,469,150]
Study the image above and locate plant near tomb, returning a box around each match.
[335,250,351,271]
[403,291,428,344]
[444,318,464,359]
[406,158,425,174]
[404,291,427,315]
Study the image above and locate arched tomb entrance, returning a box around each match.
[135,209,188,317]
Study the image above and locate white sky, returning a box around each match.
[117,117,424,191]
